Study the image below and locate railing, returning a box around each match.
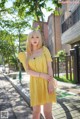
[62,5,80,33]
[52,45,80,83]
[52,55,73,81]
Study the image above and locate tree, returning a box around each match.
[0,38,16,68]
[0,0,8,13]
[0,17,28,69]
[12,0,46,44]
[0,0,62,69]
[12,0,62,44]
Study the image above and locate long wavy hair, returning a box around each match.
[26,31,43,55]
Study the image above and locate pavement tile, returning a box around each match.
[0,74,32,119]
[3,73,80,119]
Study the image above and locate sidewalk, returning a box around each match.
[4,72,80,119]
[0,74,32,119]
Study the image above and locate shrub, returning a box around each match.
[57,50,66,62]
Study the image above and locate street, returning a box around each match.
[0,74,32,119]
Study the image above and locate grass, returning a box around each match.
[54,74,77,84]
[57,90,75,99]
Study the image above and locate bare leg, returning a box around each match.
[43,102,53,119]
[32,105,41,119]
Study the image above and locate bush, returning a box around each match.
[57,50,66,62]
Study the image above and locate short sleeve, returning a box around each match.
[18,52,27,71]
[43,46,52,62]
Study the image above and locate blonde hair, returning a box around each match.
[26,31,42,55]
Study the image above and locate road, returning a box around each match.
[0,74,32,119]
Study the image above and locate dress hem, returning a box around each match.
[31,100,57,107]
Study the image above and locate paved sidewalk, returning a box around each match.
[4,72,80,119]
[0,74,32,119]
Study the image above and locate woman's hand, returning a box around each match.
[40,73,53,81]
[48,80,54,93]
[48,78,58,93]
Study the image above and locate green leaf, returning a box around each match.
[47,7,53,11]
[36,11,42,16]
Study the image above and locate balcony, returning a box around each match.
[61,5,80,44]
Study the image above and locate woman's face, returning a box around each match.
[30,34,40,46]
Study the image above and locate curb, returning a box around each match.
[3,73,31,107]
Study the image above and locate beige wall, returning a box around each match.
[48,14,62,56]
[48,14,55,56]
[62,44,71,54]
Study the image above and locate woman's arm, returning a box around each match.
[47,61,58,93]
[47,62,53,80]
[27,68,40,77]
[27,65,52,81]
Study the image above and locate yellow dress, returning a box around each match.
[18,46,56,106]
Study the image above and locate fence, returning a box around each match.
[52,45,80,84]
[52,55,73,80]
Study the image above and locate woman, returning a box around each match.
[18,31,57,119]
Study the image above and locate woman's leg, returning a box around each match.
[32,105,41,119]
[43,102,53,119]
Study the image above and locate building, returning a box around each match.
[61,1,80,50]
[33,16,62,57]
[32,1,80,56]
